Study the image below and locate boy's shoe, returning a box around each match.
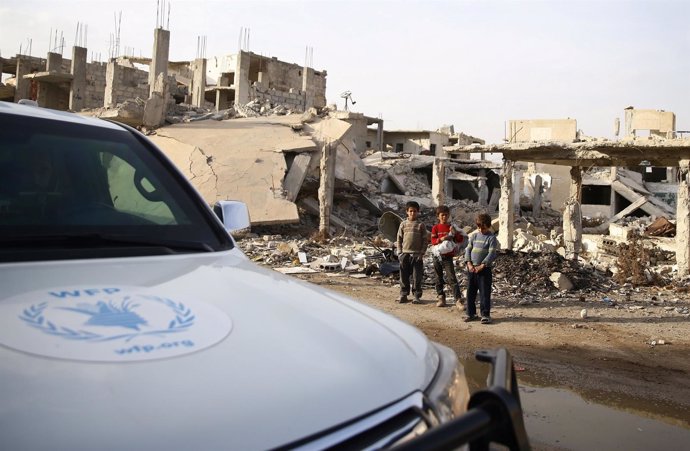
[412,295,422,304]
[398,295,409,304]
[436,295,446,307]
[480,316,492,324]
[455,300,466,312]
[463,315,479,322]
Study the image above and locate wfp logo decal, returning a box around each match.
[0,287,232,362]
[20,296,193,341]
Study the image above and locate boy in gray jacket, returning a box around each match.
[464,213,498,323]
[396,201,428,304]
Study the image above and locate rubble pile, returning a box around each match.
[237,228,620,296]
[237,231,397,276]
[613,232,674,286]
[492,250,612,296]
[233,99,303,118]
[163,99,308,125]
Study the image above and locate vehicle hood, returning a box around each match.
[0,250,438,450]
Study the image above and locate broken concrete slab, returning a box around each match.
[306,117,370,188]
[611,180,671,217]
[274,267,318,274]
[299,197,348,229]
[283,153,316,202]
[150,116,304,225]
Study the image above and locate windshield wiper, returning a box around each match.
[2,233,214,253]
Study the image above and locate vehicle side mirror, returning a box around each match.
[213,200,251,233]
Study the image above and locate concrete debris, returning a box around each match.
[492,251,611,297]
[89,98,145,126]
[551,272,575,291]
[234,226,689,319]
[650,339,669,347]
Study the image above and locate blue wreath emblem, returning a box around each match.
[19,295,195,342]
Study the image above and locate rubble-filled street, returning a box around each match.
[237,227,690,441]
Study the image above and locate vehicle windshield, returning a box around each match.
[0,113,231,262]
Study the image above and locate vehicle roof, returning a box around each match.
[0,101,124,131]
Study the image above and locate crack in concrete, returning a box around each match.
[189,146,218,196]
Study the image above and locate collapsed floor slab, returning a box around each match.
[150,116,314,225]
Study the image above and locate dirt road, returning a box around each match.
[292,271,690,431]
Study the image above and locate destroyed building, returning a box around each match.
[4,23,690,284]
[0,27,328,128]
[446,109,690,278]
[503,111,680,222]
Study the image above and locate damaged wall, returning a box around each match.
[507,119,577,143]
[624,108,675,138]
[205,51,327,111]
[149,116,310,225]
[384,130,449,156]
[104,61,150,107]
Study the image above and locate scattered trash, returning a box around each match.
[602,296,616,306]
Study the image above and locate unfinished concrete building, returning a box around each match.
[204,51,327,112]
[0,28,327,128]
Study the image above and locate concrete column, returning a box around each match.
[69,46,87,111]
[610,166,618,181]
[37,52,62,108]
[676,160,690,277]
[569,166,582,202]
[563,166,583,260]
[149,28,170,96]
[478,170,489,208]
[215,90,229,111]
[377,120,384,153]
[624,109,634,137]
[235,51,250,105]
[14,56,33,101]
[104,60,120,107]
[498,159,514,251]
[532,174,542,218]
[431,158,446,207]
[478,179,489,207]
[143,72,168,128]
[513,168,523,216]
[46,52,62,71]
[191,58,207,108]
[302,66,314,110]
[318,141,336,238]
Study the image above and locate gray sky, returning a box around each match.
[1,0,688,144]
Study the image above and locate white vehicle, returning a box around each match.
[0,101,528,450]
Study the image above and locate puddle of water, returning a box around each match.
[521,386,690,450]
[460,355,690,450]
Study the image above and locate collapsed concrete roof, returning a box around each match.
[445,138,690,167]
[150,116,313,225]
[150,114,372,226]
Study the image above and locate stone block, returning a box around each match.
[550,272,574,291]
